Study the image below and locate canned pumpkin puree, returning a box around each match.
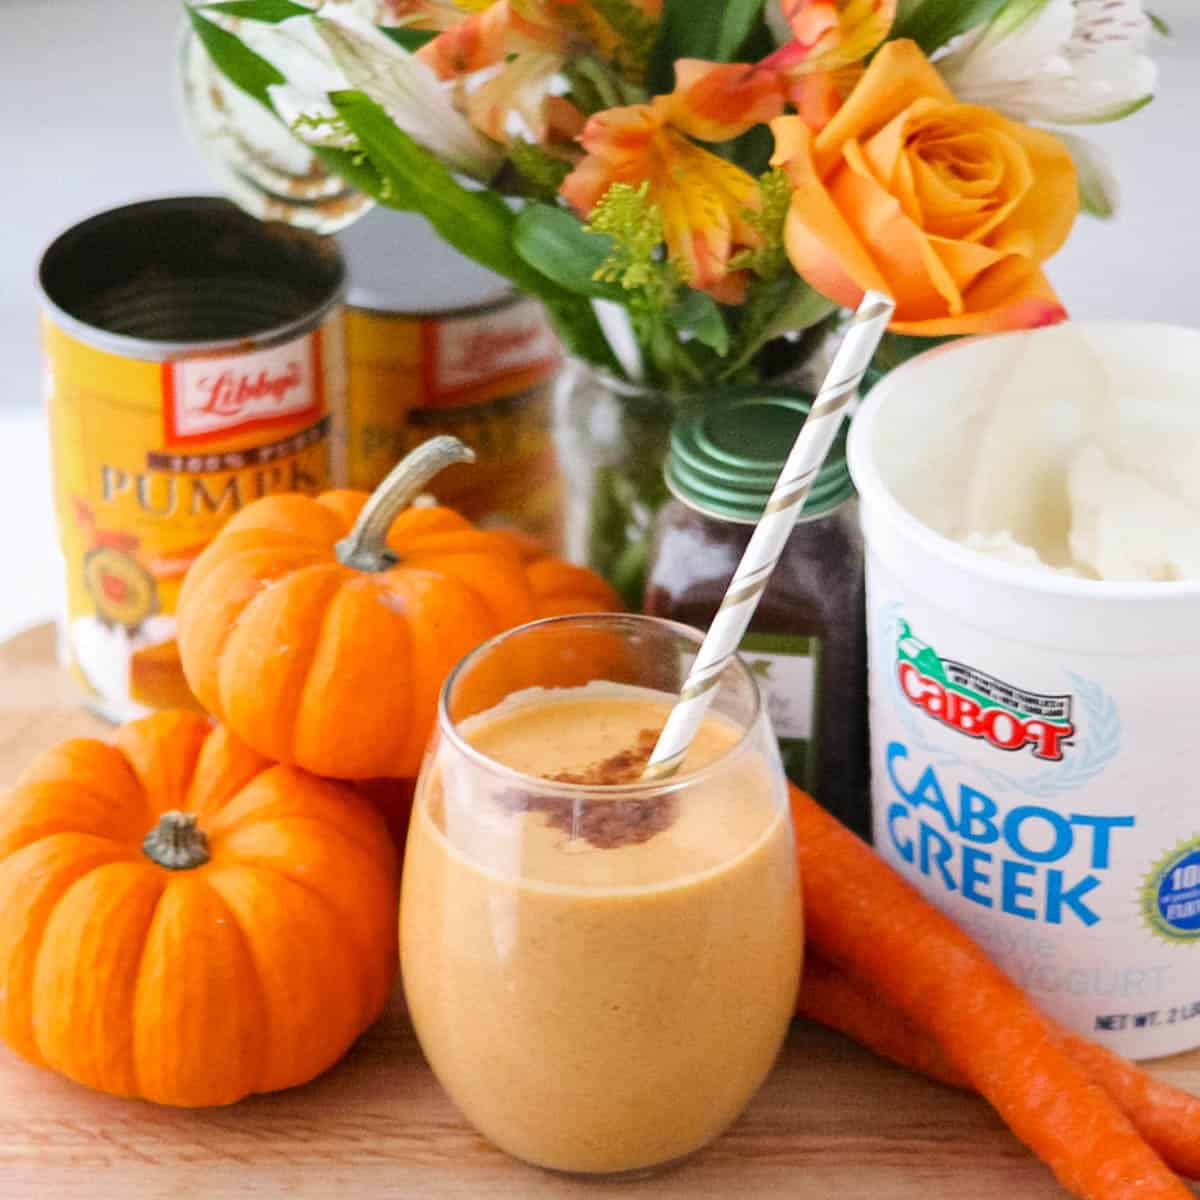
[39,197,345,722]
[336,210,564,551]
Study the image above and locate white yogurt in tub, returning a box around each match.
[847,322,1200,1059]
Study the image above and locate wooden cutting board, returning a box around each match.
[1,623,1197,1199]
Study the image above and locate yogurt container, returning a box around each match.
[848,321,1200,1059]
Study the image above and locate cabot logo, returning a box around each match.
[896,621,1075,761]
[163,333,320,444]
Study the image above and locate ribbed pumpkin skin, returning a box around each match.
[491,530,625,619]
[177,492,619,779]
[0,711,399,1107]
[525,557,624,618]
[177,494,531,779]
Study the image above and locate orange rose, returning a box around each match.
[770,40,1078,335]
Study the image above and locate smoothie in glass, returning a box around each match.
[400,616,803,1175]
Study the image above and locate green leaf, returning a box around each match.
[669,290,729,356]
[871,330,956,373]
[713,122,775,175]
[186,7,285,109]
[331,90,619,371]
[647,0,767,93]
[1148,10,1171,36]
[513,205,625,300]
[564,60,608,116]
[199,0,313,21]
[987,0,1054,41]
[333,90,529,278]
[506,140,572,201]
[378,25,437,51]
[589,0,659,78]
[889,0,1008,55]
[713,0,769,59]
[313,145,386,199]
[198,3,436,46]
[723,277,835,377]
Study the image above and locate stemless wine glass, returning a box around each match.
[400,614,803,1177]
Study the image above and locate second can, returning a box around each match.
[337,210,565,551]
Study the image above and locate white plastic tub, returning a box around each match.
[847,322,1200,1059]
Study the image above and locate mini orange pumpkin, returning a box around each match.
[0,711,398,1107]
[492,529,629,619]
[177,438,620,779]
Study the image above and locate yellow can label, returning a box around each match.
[45,311,343,720]
[340,297,565,551]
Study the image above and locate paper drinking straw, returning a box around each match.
[643,290,896,780]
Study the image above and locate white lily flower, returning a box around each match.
[1055,130,1121,217]
[310,5,504,178]
[937,0,1157,125]
[211,0,503,179]
[181,8,371,232]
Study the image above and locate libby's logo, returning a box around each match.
[457,325,542,374]
[896,621,1075,761]
[164,333,320,443]
[194,362,303,418]
[430,303,559,397]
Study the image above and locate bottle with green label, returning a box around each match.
[643,391,869,837]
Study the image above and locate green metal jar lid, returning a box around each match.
[665,389,855,525]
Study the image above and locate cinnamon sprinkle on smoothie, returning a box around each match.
[497,729,680,849]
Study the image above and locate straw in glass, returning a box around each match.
[642,290,895,779]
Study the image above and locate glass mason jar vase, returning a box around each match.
[177,26,372,235]
[643,392,869,837]
[554,317,852,607]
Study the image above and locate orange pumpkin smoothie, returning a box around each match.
[400,685,803,1175]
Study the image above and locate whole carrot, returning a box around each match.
[789,785,1191,1199]
[798,953,1200,1180]
[1057,1036,1200,1181]
[798,954,965,1089]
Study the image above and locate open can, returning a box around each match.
[39,196,346,722]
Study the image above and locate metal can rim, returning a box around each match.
[343,288,529,322]
[38,195,346,363]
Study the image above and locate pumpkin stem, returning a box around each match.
[335,436,476,573]
[143,810,211,871]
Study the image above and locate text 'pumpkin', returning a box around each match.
[0,711,398,1107]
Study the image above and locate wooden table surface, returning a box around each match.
[2,623,1198,1199]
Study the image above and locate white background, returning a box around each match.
[0,0,1197,639]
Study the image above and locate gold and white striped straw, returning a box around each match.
[643,290,895,780]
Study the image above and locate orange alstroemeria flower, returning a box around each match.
[771,40,1077,335]
[382,1,483,31]
[765,0,893,132]
[419,0,659,142]
[765,0,895,76]
[664,0,893,143]
[560,96,763,299]
[664,59,787,142]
